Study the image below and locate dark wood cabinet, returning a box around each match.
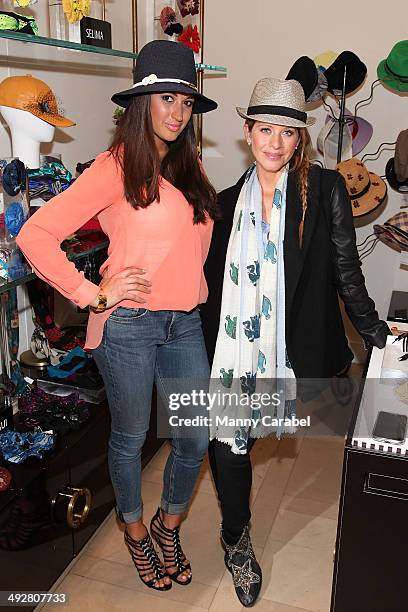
[0,400,162,612]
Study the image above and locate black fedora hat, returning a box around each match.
[286,56,319,102]
[385,157,408,193]
[111,40,217,114]
[324,50,367,95]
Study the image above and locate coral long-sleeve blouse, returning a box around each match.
[16,151,213,349]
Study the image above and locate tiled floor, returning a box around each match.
[43,423,353,611]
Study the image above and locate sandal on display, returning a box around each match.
[222,526,262,607]
[150,507,192,585]
[124,529,172,591]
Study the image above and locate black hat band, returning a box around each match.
[349,180,371,200]
[247,105,307,123]
[132,73,198,91]
[384,62,408,83]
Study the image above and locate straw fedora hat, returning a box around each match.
[336,158,387,217]
[236,78,316,128]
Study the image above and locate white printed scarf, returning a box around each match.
[209,164,296,454]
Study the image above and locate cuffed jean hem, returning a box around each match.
[160,497,190,515]
[116,504,143,524]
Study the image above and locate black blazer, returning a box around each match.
[200,165,389,380]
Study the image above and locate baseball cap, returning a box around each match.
[0,74,75,128]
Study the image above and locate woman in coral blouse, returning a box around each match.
[17,40,219,591]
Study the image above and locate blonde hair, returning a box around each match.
[289,128,312,247]
[246,121,312,247]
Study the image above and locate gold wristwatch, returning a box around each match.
[92,292,108,313]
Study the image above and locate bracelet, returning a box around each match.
[91,292,107,313]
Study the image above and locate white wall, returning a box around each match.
[201,0,408,338]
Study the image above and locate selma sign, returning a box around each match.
[80,17,112,49]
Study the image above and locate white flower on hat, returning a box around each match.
[142,74,158,86]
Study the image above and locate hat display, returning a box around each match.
[307,70,328,103]
[374,212,408,251]
[314,50,338,71]
[111,40,217,114]
[160,7,183,36]
[324,51,367,95]
[285,56,319,102]
[394,129,408,182]
[336,158,387,217]
[377,40,408,93]
[0,11,38,36]
[0,75,75,127]
[317,108,373,160]
[317,119,352,170]
[385,158,408,193]
[236,77,316,128]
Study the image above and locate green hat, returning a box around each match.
[377,40,408,92]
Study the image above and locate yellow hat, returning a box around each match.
[313,50,338,71]
[0,75,75,128]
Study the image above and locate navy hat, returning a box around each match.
[324,51,367,95]
[111,40,217,114]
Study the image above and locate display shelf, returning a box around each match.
[0,236,109,295]
[0,31,226,72]
[350,325,408,457]
[0,30,137,59]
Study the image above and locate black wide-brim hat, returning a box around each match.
[111,40,217,114]
[385,157,408,193]
[324,50,367,95]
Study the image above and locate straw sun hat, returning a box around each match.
[336,158,387,217]
[236,78,316,129]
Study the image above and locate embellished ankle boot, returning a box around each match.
[221,526,262,607]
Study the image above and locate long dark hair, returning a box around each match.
[109,95,219,223]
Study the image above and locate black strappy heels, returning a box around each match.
[150,508,192,586]
[124,528,172,591]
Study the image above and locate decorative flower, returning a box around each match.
[142,74,158,85]
[176,0,199,18]
[62,0,91,24]
[178,24,200,54]
[160,6,183,36]
[13,0,38,7]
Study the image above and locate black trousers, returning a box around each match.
[208,438,257,545]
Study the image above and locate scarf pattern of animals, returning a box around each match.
[209,164,296,454]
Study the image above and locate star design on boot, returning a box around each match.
[230,558,261,596]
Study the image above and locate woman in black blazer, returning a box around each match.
[200,77,389,607]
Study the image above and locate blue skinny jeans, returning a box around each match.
[93,306,209,524]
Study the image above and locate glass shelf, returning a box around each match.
[0,30,137,59]
[0,31,227,72]
[0,237,109,295]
